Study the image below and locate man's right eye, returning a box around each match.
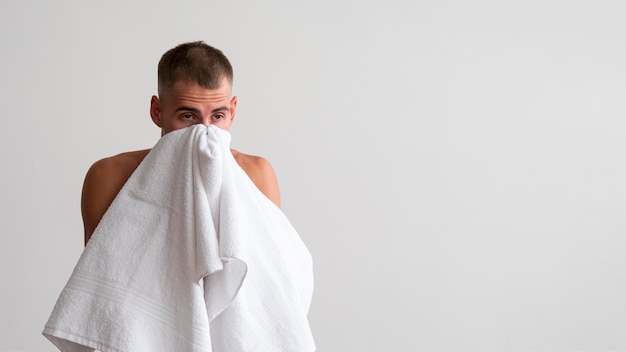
[182,114,194,120]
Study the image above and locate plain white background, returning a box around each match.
[1,1,625,351]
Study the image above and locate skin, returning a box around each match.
[81,78,280,244]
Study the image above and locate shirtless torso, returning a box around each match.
[81,148,280,244]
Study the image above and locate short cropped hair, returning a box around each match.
[157,41,233,97]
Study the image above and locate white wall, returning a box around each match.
[1,1,625,351]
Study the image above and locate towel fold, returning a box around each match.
[43,125,315,352]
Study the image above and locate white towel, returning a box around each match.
[43,125,315,352]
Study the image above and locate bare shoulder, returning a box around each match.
[231,149,281,208]
[82,149,150,244]
[86,150,149,179]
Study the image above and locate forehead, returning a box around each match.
[163,79,232,104]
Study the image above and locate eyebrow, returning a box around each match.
[211,106,229,114]
[175,106,200,114]
[175,106,229,114]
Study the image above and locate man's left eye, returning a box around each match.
[214,114,224,120]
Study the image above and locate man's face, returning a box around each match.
[150,78,237,136]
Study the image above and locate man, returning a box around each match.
[45,42,314,351]
[81,41,281,244]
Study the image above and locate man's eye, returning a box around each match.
[213,114,224,120]
[182,114,194,120]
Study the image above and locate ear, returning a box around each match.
[229,96,238,123]
[150,95,162,127]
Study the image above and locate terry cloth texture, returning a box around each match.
[43,124,315,352]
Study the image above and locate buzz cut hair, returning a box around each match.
[157,41,233,98]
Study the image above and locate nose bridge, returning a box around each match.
[199,116,212,127]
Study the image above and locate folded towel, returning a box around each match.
[43,125,315,352]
